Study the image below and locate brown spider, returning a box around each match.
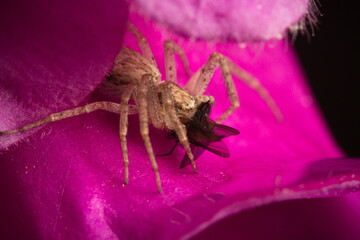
[0,23,283,192]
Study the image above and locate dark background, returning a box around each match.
[294,1,359,157]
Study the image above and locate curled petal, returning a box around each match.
[194,192,360,240]
[134,0,312,41]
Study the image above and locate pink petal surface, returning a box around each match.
[194,192,360,240]
[134,0,311,41]
[1,10,360,240]
[0,0,128,149]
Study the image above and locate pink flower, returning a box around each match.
[1,1,360,239]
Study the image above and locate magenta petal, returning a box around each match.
[134,0,310,41]
[194,193,360,240]
[1,11,360,240]
[0,0,128,149]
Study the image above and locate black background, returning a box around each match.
[294,1,359,157]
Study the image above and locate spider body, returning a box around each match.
[105,46,213,129]
[0,23,283,192]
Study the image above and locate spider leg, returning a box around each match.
[146,75,164,129]
[128,23,157,68]
[162,84,198,173]
[185,52,239,123]
[119,84,137,186]
[0,101,137,136]
[137,74,162,192]
[164,40,192,83]
[185,52,283,123]
[227,58,283,122]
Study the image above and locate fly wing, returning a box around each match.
[196,139,230,158]
[180,143,206,168]
[212,123,240,138]
[179,139,230,168]
[174,101,240,168]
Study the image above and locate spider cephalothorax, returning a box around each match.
[0,23,282,192]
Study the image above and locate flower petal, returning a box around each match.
[0,0,128,149]
[194,192,360,240]
[134,0,311,41]
[1,10,359,240]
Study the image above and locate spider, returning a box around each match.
[0,23,283,192]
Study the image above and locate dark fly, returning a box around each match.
[157,102,240,168]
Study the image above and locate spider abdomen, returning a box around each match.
[112,47,161,85]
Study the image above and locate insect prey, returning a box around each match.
[0,23,283,193]
[157,101,240,168]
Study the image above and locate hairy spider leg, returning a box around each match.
[161,83,197,172]
[119,84,137,186]
[118,24,198,191]
[164,40,192,84]
[185,52,283,123]
[185,53,239,123]
[128,23,157,68]
[0,102,137,136]
[129,23,192,85]
[129,24,198,173]
[227,58,283,122]
[137,75,162,192]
